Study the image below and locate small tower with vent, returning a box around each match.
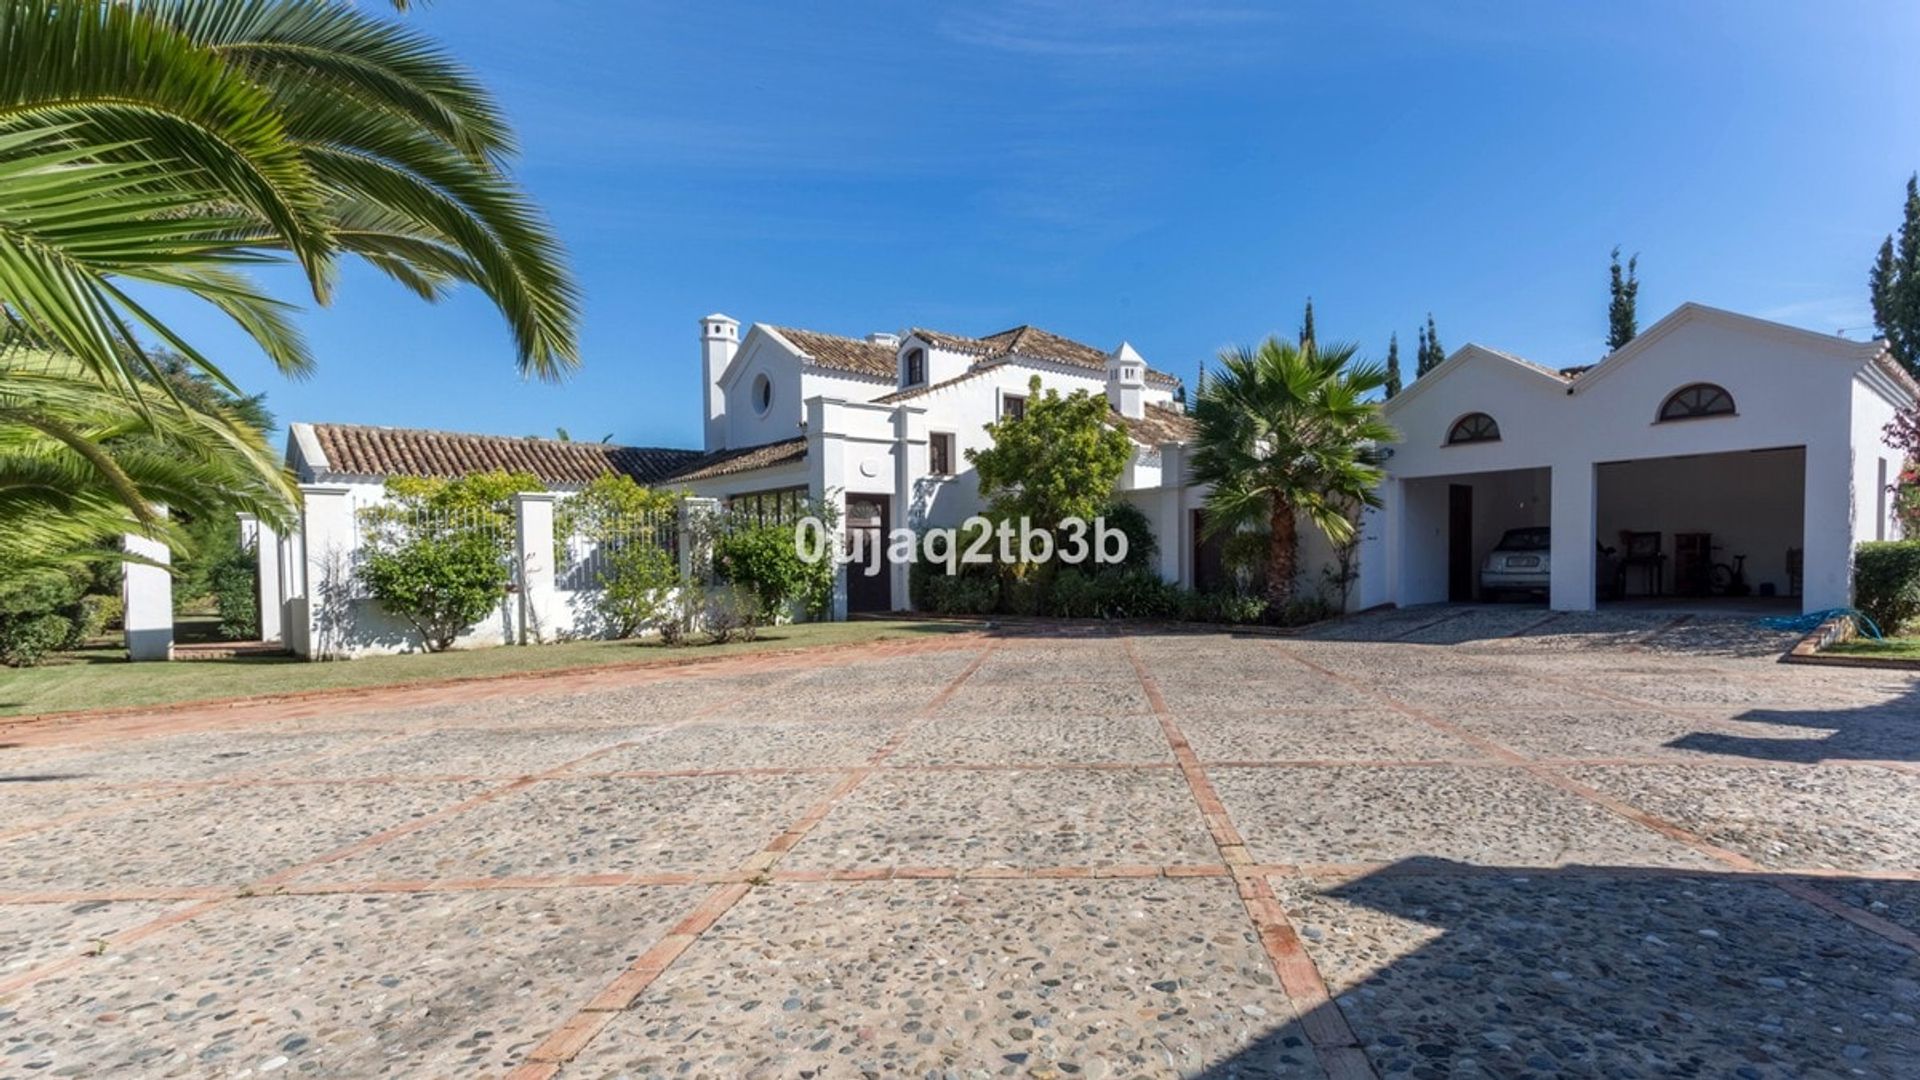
[1106,342,1147,419]
[700,313,739,451]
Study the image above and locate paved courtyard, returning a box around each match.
[2,608,1918,1078]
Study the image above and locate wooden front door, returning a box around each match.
[1192,509,1226,594]
[1448,484,1474,602]
[844,494,892,613]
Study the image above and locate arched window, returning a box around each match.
[1657,383,1735,422]
[902,347,927,386]
[1446,412,1501,445]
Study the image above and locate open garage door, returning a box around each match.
[1594,446,1805,606]
[1399,467,1553,605]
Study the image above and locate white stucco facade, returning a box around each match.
[682,314,1199,613]
[1356,303,1915,615]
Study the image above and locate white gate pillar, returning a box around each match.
[122,507,172,661]
[1549,461,1597,612]
[513,492,558,644]
[294,484,355,659]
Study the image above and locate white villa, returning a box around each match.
[203,300,1912,659]
[670,315,1201,612]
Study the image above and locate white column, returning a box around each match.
[809,398,849,620]
[891,406,927,611]
[513,492,558,644]
[1801,439,1854,612]
[1358,481,1395,610]
[1155,445,1185,586]
[1549,461,1596,611]
[296,484,356,659]
[677,497,720,583]
[122,507,172,661]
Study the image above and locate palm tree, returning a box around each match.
[0,349,294,577]
[0,0,579,396]
[1188,337,1397,613]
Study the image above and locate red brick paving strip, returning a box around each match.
[1123,636,1378,1080]
[1277,644,1919,957]
[505,643,1001,1079]
[0,661,812,998]
[0,632,985,747]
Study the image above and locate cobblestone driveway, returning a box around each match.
[2,609,1917,1078]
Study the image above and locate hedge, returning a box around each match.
[1855,541,1920,635]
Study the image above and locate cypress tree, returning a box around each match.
[1299,297,1316,349]
[1869,174,1920,378]
[1608,246,1640,351]
[1384,332,1402,399]
[1416,313,1445,376]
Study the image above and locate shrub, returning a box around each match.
[359,472,524,652]
[1855,541,1920,634]
[0,570,85,666]
[703,585,763,644]
[207,545,259,641]
[591,543,680,638]
[1275,596,1337,628]
[1097,500,1158,573]
[1180,589,1267,625]
[713,523,832,620]
[361,529,508,652]
[66,593,124,648]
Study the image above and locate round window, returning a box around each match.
[751,373,773,415]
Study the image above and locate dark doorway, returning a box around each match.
[1448,484,1474,602]
[1192,509,1227,593]
[844,494,892,613]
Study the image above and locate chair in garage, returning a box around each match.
[1617,530,1666,597]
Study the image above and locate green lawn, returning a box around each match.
[1824,636,1920,661]
[0,620,973,718]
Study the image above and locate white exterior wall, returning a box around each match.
[718,333,808,450]
[1347,304,1913,614]
[1853,376,1908,547]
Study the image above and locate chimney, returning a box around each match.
[866,332,900,348]
[700,313,739,451]
[1106,342,1146,420]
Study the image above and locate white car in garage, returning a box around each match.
[1480,526,1552,598]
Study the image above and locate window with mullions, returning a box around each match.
[1657,383,1735,422]
[1445,412,1501,445]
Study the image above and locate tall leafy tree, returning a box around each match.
[1869,174,1920,378]
[1298,297,1315,348]
[1383,332,1403,399]
[1189,338,1397,612]
[1608,246,1640,350]
[967,375,1134,527]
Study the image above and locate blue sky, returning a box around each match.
[163,0,1920,449]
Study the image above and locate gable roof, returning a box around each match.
[764,326,896,380]
[1381,343,1571,415]
[1566,302,1891,394]
[910,324,1181,387]
[294,423,702,488]
[662,436,808,483]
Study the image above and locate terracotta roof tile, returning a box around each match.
[907,324,1181,387]
[768,326,896,379]
[303,424,701,488]
[1116,402,1197,446]
[662,437,808,483]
